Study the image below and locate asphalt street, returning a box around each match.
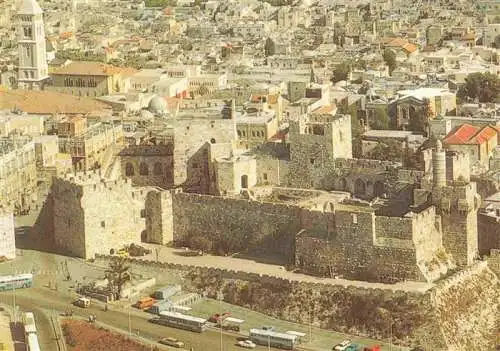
[0,287,286,351]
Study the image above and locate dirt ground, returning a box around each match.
[62,320,157,351]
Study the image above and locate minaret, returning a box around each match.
[17,0,49,90]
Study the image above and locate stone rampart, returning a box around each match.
[172,192,300,259]
[429,261,499,350]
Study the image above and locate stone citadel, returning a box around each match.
[39,109,486,286]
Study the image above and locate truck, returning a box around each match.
[135,296,156,310]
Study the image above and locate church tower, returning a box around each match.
[17,0,49,90]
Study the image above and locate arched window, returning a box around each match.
[153,162,162,175]
[354,179,366,197]
[139,162,149,176]
[125,162,134,176]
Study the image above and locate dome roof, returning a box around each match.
[148,95,168,115]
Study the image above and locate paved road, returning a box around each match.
[0,288,284,351]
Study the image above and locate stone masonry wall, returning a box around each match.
[429,261,499,350]
[173,192,448,283]
[173,118,236,190]
[296,208,427,283]
[435,183,480,267]
[81,178,145,258]
[52,178,86,258]
[172,192,300,258]
[145,190,174,245]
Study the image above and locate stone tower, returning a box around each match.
[431,143,480,267]
[17,0,49,90]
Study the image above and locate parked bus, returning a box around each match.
[249,328,298,350]
[155,311,207,333]
[0,274,33,291]
[26,333,41,351]
[24,312,37,335]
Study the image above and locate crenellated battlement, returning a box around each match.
[334,157,399,171]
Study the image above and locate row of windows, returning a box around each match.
[190,81,216,87]
[125,162,170,177]
[64,78,98,87]
[237,130,265,138]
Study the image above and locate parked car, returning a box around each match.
[209,312,230,323]
[363,346,381,351]
[73,297,91,308]
[237,340,256,349]
[333,340,352,351]
[128,244,152,257]
[222,324,240,332]
[159,337,184,348]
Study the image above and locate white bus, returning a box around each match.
[155,311,207,333]
[24,312,37,335]
[26,333,41,351]
[249,328,299,350]
[0,273,33,291]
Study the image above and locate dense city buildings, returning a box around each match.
[0,0,499,350]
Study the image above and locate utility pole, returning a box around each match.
[217,291,223,351]
[12,284,16,324]
[389,322,393,351]
[128,311,131,336]
[309,309,312,344]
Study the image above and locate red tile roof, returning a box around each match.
[469,125,497,144]
[443,124,497,145]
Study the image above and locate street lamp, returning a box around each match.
[217,291,223,351]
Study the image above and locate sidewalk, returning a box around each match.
[0,307,15,351]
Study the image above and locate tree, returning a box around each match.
[105,258,130,300]
[331,62,350,83]
[409,98,433,135]
[188,236,213,253]
[457,72,500,103]
[367,139,403,162]
[370,107,390,130]
[382,49,397,75]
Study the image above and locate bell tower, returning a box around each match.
[17,0,49,90]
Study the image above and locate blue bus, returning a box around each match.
[0,273,33,291]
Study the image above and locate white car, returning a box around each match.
[237,340,257,349]
[333,340,352,351]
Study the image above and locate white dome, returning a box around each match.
[148,95,168,115]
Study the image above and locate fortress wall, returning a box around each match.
[145,190,174,245]
[296,208,426,283]
[430,261,499,350]
[375,215,413,240]
[96,255,498,350]
[52,178,86,258]
[172,192,301,259]
[487,249,500,276]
